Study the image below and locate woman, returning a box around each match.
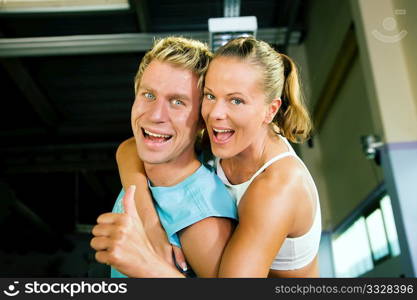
[116,37,321,277]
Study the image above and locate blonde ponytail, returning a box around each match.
[276,54,312,143]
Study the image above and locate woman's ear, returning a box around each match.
[265,98,281,124]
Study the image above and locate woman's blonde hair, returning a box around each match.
[134,36,212,95]
[214,37,312,143]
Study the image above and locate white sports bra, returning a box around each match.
[215,135,321,270]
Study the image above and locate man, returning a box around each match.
[90,37,237,278]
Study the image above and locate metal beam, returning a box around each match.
[283,0,302,52]
[81,170,107,199]
[57,122,131,136]
[224,0,241,17]
[0,58,59,127]
[0,142,118,174]
[313,26,358,131]
[0,142,119,154]
[0,181,53,234]
[2,160,117,174]
[0,123,130,139]
[0,29,302,57]
[0,127,48,138]
[129,0,150,32]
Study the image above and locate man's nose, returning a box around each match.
[149,99,168,123]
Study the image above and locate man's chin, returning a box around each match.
[142,158,170,165]
[139,153,171,165]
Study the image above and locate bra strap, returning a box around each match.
[249,152,296,181]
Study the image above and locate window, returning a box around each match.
[380,195,401,256]
[333,217,373,277]
[332,191,401,277]
[366,208,390,261]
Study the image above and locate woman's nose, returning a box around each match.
[208,99,227,120]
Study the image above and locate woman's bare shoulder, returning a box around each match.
[260,155,307,194]
[259,156,317,236]
[238,160,302,226]
[239,156,314,235]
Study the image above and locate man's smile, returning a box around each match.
[141,127,173,144]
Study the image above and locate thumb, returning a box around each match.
[122,185,138,218]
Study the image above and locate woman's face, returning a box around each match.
[201,56,273,159]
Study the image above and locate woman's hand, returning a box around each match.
[144,221,188,272]
[90,186,184,277]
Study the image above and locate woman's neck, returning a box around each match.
[221,128,281,184]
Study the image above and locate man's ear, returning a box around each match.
[265,98,282,124]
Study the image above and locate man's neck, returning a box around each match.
[144,151,201,187]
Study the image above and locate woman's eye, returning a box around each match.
[205,93,215,101]
[144,92,155,100]
[171,99,184,106]
[231,98,243,105]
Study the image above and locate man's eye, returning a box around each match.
[231,98,243,105]
[171,99,184,106]
[144,92,155,100]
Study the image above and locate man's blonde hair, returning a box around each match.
[134,37,212,95]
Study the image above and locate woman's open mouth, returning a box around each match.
[212,127,235,144]
[142,128,173,144]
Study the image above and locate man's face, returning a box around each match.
[131,60,201,165]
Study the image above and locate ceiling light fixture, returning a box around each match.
[208,16,258,52]
[0,0,129,14]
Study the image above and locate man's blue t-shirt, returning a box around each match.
[110,163,237,278]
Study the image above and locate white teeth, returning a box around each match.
[144,129,171,138]
[213,128,233,133]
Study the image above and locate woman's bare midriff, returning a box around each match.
[268,256,319,278]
